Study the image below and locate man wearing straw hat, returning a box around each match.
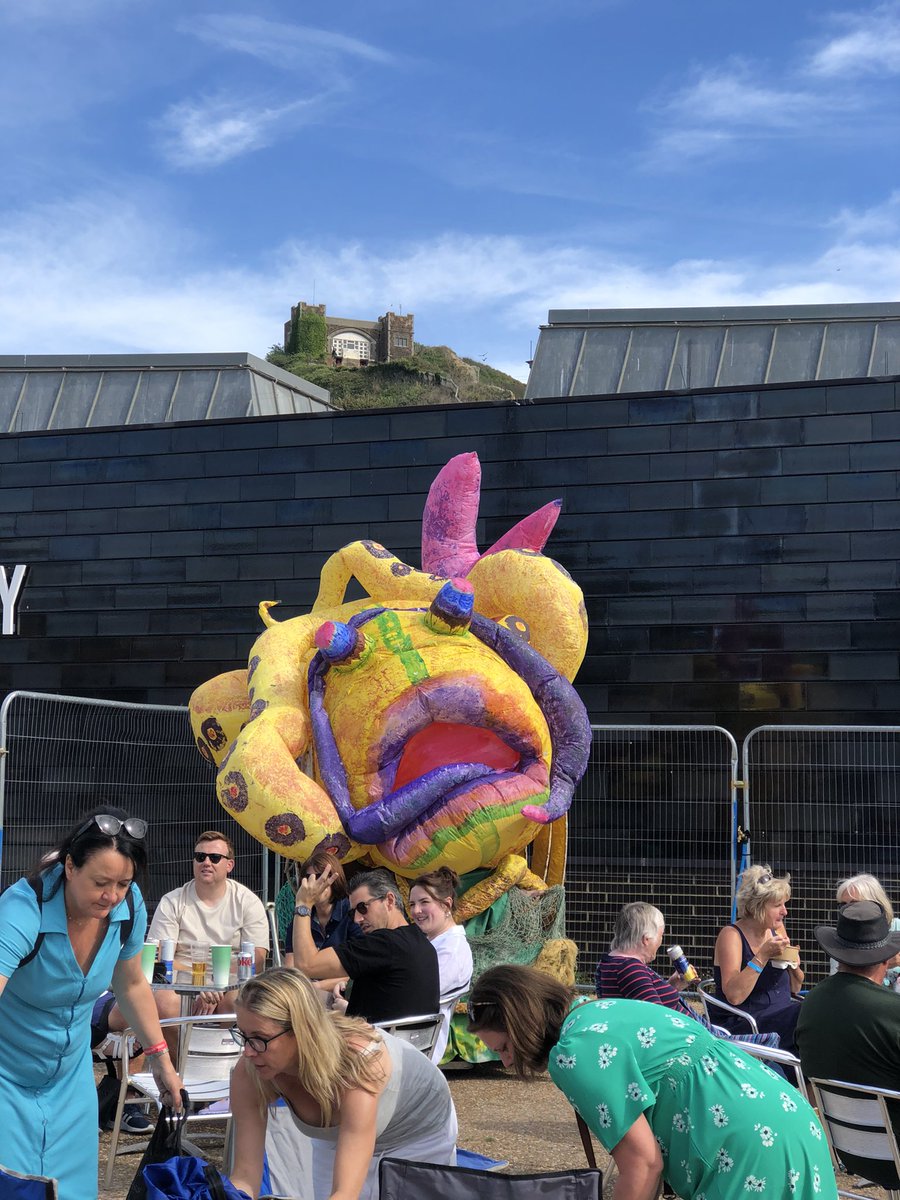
[797,900,900,1185]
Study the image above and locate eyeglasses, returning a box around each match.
[229,1026,292,1053]
[194,852,229,864]
[466,1000,490,1021]
[74,814,148,841]
[350,897,385,917]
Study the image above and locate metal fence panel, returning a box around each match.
[0,691,266,907]
[565,725,738,984]
[743,724,900,985]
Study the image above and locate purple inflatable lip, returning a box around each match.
[307,605,591,844]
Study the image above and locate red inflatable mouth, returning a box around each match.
[393,722,520,790]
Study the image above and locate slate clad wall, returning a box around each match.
[1,376,899,740]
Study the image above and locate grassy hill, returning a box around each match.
[267,342,526,410]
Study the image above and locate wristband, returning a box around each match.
[144,1041,169,1057]
[747,959,763,974]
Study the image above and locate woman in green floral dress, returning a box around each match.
[468,965,837,1200]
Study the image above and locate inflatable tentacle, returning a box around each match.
[213,617,352,859]
[467,549,588,682]
[421,451,481,576]
[469,614,591,824]
[313,541,449,612]
[479,499,561,560]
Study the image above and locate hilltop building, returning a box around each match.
[284,302,414,366]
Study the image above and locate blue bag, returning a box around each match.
[142,1158,251,1200]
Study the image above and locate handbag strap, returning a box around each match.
[575,1112,597,1170]
[203,1163,231,1200]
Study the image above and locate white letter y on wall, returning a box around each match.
[0,564,28,635]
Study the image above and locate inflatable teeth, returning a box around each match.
[189,453,591,883]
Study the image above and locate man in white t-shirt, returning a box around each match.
[108,830,269,1042]
[148,829,269,971]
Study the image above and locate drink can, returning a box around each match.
[160,938,175,985]
[238,942,254,982]
[666,944,699,984]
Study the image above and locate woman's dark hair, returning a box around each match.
[29,803,149,897]
[410,865,460,912]
[467,964,574,1077]
[300,851,349,901]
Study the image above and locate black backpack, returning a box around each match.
[18,874,136,968]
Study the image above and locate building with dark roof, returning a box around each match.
[526,302,900,400]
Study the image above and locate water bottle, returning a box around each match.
[666,944,699,984]
[238,941,254,982]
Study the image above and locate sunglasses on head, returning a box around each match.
[74,814,147,841]
[194,851,229,864]
[466,1000,490,1021]
[350,897,384,916]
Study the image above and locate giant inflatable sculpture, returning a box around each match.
[190,452,591,955]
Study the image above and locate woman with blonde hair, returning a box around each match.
[408,866,473,1062]
[834,874,900,986]
[713,863,804,1050]
[228,967,457,1200]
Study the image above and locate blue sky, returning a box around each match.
[2,1,900,382]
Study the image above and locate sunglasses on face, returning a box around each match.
[194,852,229,864]
[350,897,384,916]
[74,814,148,841]
[229,1026,292,1053]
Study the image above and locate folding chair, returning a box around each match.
[698,978,760,1035]
[0,1165,58,1199]
[374,1013,443,1058]
[434,983,470,1064]
[104,1013,240,1188]
[266,900,283,967]
[809,1078,900,1199]
[379,1156,603,1200]
[730,1041,808,1101]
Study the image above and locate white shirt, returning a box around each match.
[148,878,269,961]
[429,923,474,1063]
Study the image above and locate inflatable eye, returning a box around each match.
[314,621,372,667]
[426,578,474,635]
[499,614,531,642]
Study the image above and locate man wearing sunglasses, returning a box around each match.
[291,868,439,1024]
[146,830,269,1024]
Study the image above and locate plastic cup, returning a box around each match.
[141,942,157,982]
[210,944,231,989]
[192,943,209,986]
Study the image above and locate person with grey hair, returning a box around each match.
[833,873,900,987]
[713,863,804,1050]
[290,866,439,1023]
[596,902,684,1005]
[597,901,781,1049]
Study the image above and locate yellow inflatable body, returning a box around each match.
[190,453,591,898]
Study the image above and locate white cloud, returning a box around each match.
[3,187,900,379]
[155,93,335,169]
[663,61,818,128]
[807,3,900,77]
[181,13,396,68]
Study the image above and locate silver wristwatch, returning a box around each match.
[294,904,312,917]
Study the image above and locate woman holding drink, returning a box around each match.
[713,863,804,1050]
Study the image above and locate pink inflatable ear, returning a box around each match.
[421,451,482,576]
[480,499,561,559]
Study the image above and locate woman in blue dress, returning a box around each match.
[468,964,836,1200]
[0,806,183,1199]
